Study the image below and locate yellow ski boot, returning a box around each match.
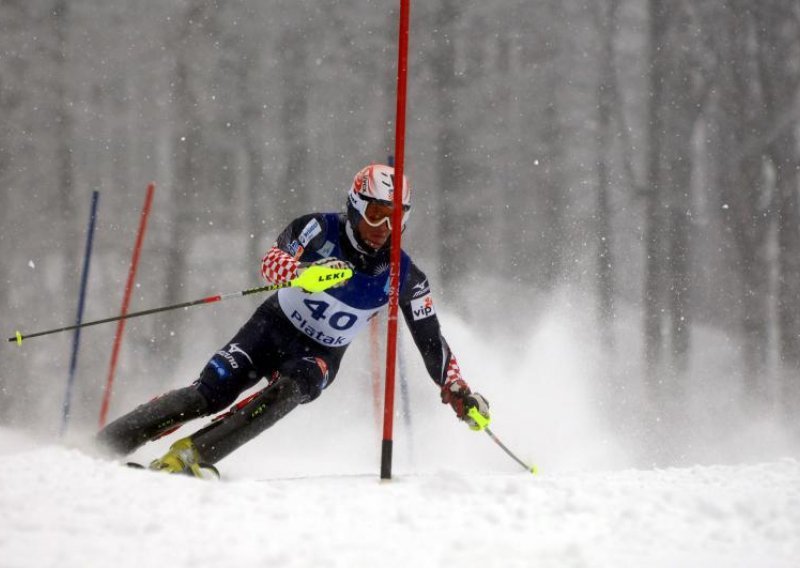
[149,437,219,479]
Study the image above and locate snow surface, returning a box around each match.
[3,302,800,567]
[1,428,798,568]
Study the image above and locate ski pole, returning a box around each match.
[8,265,353,345]
[467,407,538,474]
[484,426,538,474]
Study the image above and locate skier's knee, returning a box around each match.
[194,376,237,414]
[191,375,305,464]
[279,356,335,403]
[193,342,261,412]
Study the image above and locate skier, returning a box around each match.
[96,164,490,476]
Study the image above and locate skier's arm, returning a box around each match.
[400,262,490,429]
[261,215,341,284]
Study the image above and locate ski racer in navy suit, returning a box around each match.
[96,164,490,475]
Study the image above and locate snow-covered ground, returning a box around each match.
[1,427,798,568]
[3,300,799,567]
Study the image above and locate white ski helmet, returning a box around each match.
[346,164,411,233]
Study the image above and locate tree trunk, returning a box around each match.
[432,0,467,292]
[712,2,773,403]
[279,28,310,221]
[732,155,772,398]
[594,0,619,350]
[662,1,708,382]
[754,0,800,418]
[53,0,77,294]
[237,48,267,266]
[163,3,208,367]
[643,0,668,386]
[771,132,800,412]
[245,130,267,264]
[665,160,692,378]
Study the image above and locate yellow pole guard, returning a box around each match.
[291,266,354,293]
[467,406,491,431]
[15,331,23,346]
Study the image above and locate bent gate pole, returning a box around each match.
[98,183,155,429]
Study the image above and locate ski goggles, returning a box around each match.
[360,199,410,230]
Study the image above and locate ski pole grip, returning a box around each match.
[467,406,490,431]
[291,266,354,293]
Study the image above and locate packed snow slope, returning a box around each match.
[0,428,798,568]
[4,298,800,567]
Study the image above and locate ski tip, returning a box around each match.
[529,464,539,475]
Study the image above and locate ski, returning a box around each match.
[124,461,221,480]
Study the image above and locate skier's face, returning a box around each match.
[362,201,395,229]
[357,215,391,250]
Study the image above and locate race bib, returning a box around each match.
[278,287,379,346]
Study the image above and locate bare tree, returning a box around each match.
[592,0,622,349]
[670,0,791,418]
[643,0,669,385]
[161,0,219,366]
[663,4,710,379]
[644,0,709,391]
[278,26,312,221]
[0,1,30,420]
[705,1,773,399]
[754,0,800,414]
[431,0,469,292]
[52,0,77,261]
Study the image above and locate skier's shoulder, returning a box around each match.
[288,212,326,233]
[286,212,340,248]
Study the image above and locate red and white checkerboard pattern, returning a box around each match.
[444,354,463,386]
[261,246,299,283]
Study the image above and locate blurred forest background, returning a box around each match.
[1,0,799,466]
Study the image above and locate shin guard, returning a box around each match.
[190,376,303,465]
[96,386,209,456]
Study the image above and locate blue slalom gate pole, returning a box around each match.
[61,190,100,436]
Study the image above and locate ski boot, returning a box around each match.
[145,376,303,479]
[148,437,220,480]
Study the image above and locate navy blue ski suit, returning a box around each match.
[194,212,461,413]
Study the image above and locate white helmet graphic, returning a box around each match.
[346,164,411,233]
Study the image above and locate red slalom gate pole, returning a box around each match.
[370,316,384,432]
[381,0,411,480]
[98,183,155,428]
